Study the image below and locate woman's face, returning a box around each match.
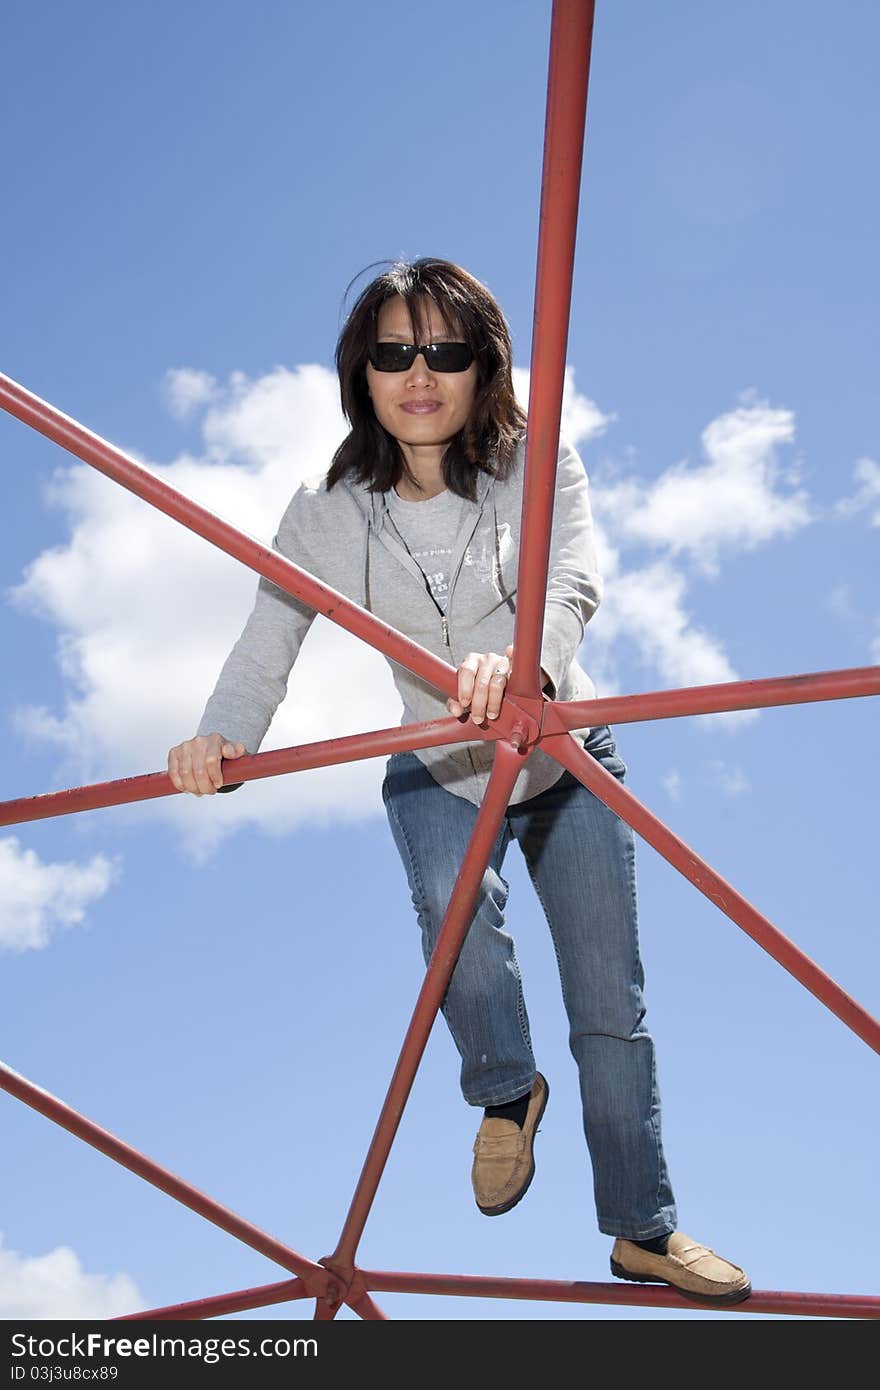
[365,294,479,451]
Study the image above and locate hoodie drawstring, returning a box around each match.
[363,515,373,612]
[492,489,517,615]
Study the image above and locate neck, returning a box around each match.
[395,442,446,500]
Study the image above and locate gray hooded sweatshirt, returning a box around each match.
[196,430,602,805]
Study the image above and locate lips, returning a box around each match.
[400,400,441,414]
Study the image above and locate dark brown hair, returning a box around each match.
[326,257,526,501]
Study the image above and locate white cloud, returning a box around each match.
[0,1234,142,1318]
[662,769,682,802]
[834,456,880,526]
[593,396,812,576]
[598,561,737,688]
[584,547,758,729]
[707,760,751,797]
[9,365,794,859]
[163,368,218,420]
[10,364,401,858]
[513,364,614,447]
[576,394,821,727]
[824,582,856,622]
[0,837,118,952]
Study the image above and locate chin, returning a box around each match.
[396,421,454,443]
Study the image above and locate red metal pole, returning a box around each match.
[360,1268,880,1318]
[3,669,874,830]
[0,371,458,702]
[312,1298,340,1321]
[0,1062,330,1295]
[2,0,875,1324]
[346,1291,388,1320]
[551,664,880,729]
[509,0,597,701]
[0,716,486,828]
[544,733,880,1054]
[115,1278,308,1321]
[328,739,527,1271]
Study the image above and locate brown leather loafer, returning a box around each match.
[471,1072,549,1216]
[611,1232,751,1305]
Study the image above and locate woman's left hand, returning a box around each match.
[447,644,516,724]
[446,645,554,724]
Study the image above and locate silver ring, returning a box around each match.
[492,665,508,678]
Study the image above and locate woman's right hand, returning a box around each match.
[167,734,246,796]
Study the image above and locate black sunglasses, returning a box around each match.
[368,341,475,373]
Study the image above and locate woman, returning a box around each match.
[168,257,750,1305]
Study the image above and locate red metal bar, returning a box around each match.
[116,1266,880,1320]
[361,1268,880,1319]
[509,0,597,701]
[3,0,877,1324]
[115,1278,308,1322]
[346,1291,388,1320]
[0,1062,330,1295]
[544,733,880,1054]
[4,666,875,830]
[552,665,880,729]
[0,717,485,828]
[328,739,528,1270]
[0,372,460,704]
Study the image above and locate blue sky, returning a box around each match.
[1,0,878,1322]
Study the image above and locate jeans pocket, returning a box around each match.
[583,725,627,782]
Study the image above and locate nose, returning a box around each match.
[404,347,435,386]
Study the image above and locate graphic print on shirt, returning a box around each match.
[463,520,516,591]
[386,488,517,615]
[385,487,464,615]
[408,542,455,610]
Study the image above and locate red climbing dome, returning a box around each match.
[1,1,878,1320]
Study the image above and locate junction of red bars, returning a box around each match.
[1,0,879,1320]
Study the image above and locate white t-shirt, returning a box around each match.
[385,486,466,613]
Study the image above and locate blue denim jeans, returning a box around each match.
[381,724,677,1240]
